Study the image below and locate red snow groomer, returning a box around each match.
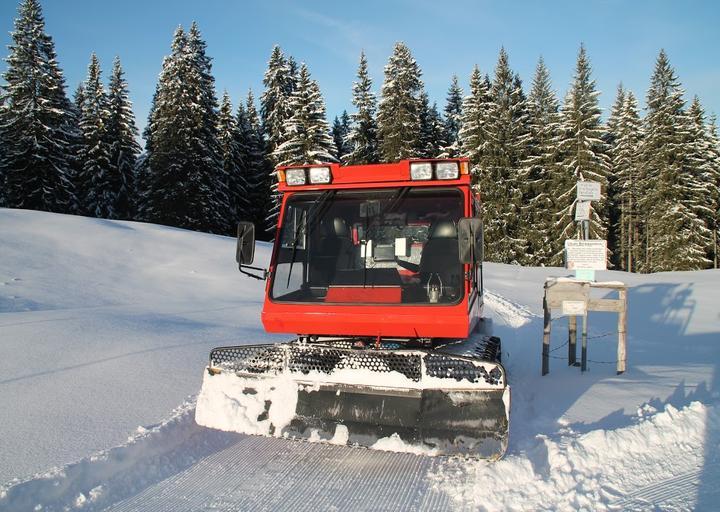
[199,159,509,459]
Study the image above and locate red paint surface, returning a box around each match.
[325,286,402,303]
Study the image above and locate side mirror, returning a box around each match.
[236,222,256,266]
[457,217,483,264]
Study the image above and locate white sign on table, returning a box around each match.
[561,300,587,316]
[565,239,607,270]
[576,181,601,201]
[575,201,591,221]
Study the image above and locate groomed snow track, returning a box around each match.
[0,401,458,512]
[106,433,455,512]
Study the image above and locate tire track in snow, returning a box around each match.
[107,436,455,512]
[483,289,537,329]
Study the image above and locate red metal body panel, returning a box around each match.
[325,286,402,304]
[262,158,480,340]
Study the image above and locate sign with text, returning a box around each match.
[565,239,607,270]
[562,300,587,316]
[576,181,601,201]
[575,201,591,221]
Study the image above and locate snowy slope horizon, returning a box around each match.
[1,208,718,510]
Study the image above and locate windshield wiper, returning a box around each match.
[286,190,337,287]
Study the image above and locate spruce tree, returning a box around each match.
[686,97,716,263]
[459,66,491,183]
[522,57,560,266]
[331,111,351,162]
[639,50,710,271]
[77,53,113,218]
[479,48,529,264]
[605,84,625,265]
[143,24,227,234]
[441,75,463,157]
[346,51,379,165]
[377,42,423,161]
[552,45,610,265]
[612,91,642,271]
[0,0,76,212]
[218,91,247,229]
[106,57,140,219]
[273,63,337,167]
[416,92,445,158]
[238,90,273,239]
[706,117,720,268]
[261,46,292,163]
[261,46,293,232]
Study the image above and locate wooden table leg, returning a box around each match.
[568,315,577,365]
[617,288,627,374]
[581,312,588,372]
[542,296,551,376]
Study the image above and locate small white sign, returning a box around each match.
[562,300,587,316]
[575,201,591,221]
[576,181,601,201]
[565,239,607,270]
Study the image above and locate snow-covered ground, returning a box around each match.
[1,208,718,511]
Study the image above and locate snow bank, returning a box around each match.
[0,400,238,512]
[432,401,719,511]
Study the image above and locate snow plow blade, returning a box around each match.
[196,342,509,459]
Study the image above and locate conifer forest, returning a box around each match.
[1,0,718,273]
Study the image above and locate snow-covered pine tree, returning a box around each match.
[261,46,292,163]
[218,91,247,231]
[106,57,140,219]
[552,45,611,265]
[686,96,716,264]
[639,50,710,271]
[346,51,379,165]
[459,66,491,184]
[605,84,626,265]
[377,42,423,161]
[0,0,76,213]
[706,117,720,268]
[273,63,337,167]
[261,46,294,232]
[441,75,463,157]
[186,22,229,234]
[143,25,227,234]
[331,111,351,162]
[238,90,273,240]
[522,57,560,266]
[134,83,159,220]
[77,53,113,218]
[479,48,530,264]
[416,92,445,158]
[612,91,642,271]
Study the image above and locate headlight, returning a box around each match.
[285,168,306,186]
[308,166,331,184]
[435,162,459,180]
[410,162,433,180]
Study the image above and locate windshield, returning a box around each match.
[271,187,464,304]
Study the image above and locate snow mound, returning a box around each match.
[0,400,238,512]
[432,401,720,511]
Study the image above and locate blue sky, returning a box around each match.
[1,0,719,133]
